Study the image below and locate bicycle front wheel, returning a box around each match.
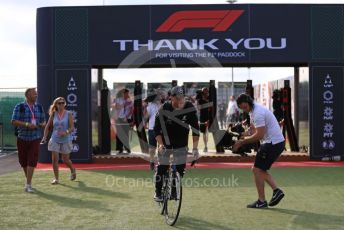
[164,171,182,226]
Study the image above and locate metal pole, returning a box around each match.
[231,67,234,96]
[0,122,3,152]
[227,0,238,96]
[294,67,300,145]
[97,69,103,151]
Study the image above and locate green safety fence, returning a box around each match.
[0,89,26,150]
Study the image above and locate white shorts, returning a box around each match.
[48,139,73,154]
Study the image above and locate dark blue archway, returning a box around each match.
[37,4,344,162]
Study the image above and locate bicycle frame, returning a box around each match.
[155,149,197,226]
[160,164,182,226]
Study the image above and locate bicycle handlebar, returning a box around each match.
[157,149,199,167]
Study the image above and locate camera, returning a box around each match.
[217,123,255,156]
[229,123,256,155]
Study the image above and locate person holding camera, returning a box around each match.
[153,86,200,202]
[197,87,210,153]
[233,94,285,208]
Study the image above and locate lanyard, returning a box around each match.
[26,102,35,120]
[57,110,65,123]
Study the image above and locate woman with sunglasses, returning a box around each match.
[42,97,76,184]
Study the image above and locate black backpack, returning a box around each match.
[14,103,44,136]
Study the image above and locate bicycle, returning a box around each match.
[157,157,196,226]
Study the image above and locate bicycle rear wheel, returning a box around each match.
[164,171,182,226]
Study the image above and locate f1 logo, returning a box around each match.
[156,10,244,32]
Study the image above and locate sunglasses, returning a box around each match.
[57,102,65,105]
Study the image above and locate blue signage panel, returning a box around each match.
[89,6,151,66]
[88,4,311,67]
[249,4,310,63]
[55,69,92,162]
[149,5,250,67]
[310,66,344,160]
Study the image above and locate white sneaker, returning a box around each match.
[154,193,163,202]
[51,179,59,185]
[24,185,34,193]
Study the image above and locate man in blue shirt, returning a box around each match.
[11,88,46,193]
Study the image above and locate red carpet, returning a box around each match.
[36,161,344,171]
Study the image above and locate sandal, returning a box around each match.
[70,168,76,181]
[51,179,59,185]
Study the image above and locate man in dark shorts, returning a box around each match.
[197,87,209,152]
[233,94,285,208]
[11,88,46,193]
[218,100,227,129]
[153,86,200,202]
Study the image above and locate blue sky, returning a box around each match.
[0,0,342,88]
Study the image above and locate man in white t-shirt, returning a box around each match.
[233,94,285,209]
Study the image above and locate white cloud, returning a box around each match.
[0,40,36,87]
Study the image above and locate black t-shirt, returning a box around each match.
[198,98,209,122]
[154,101,200,149]
[272,100,283,122]
[218,103,226,117]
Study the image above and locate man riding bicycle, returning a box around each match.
[153,86,200,202]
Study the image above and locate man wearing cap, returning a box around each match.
[233,93,285,208]
[153,86,200,202]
